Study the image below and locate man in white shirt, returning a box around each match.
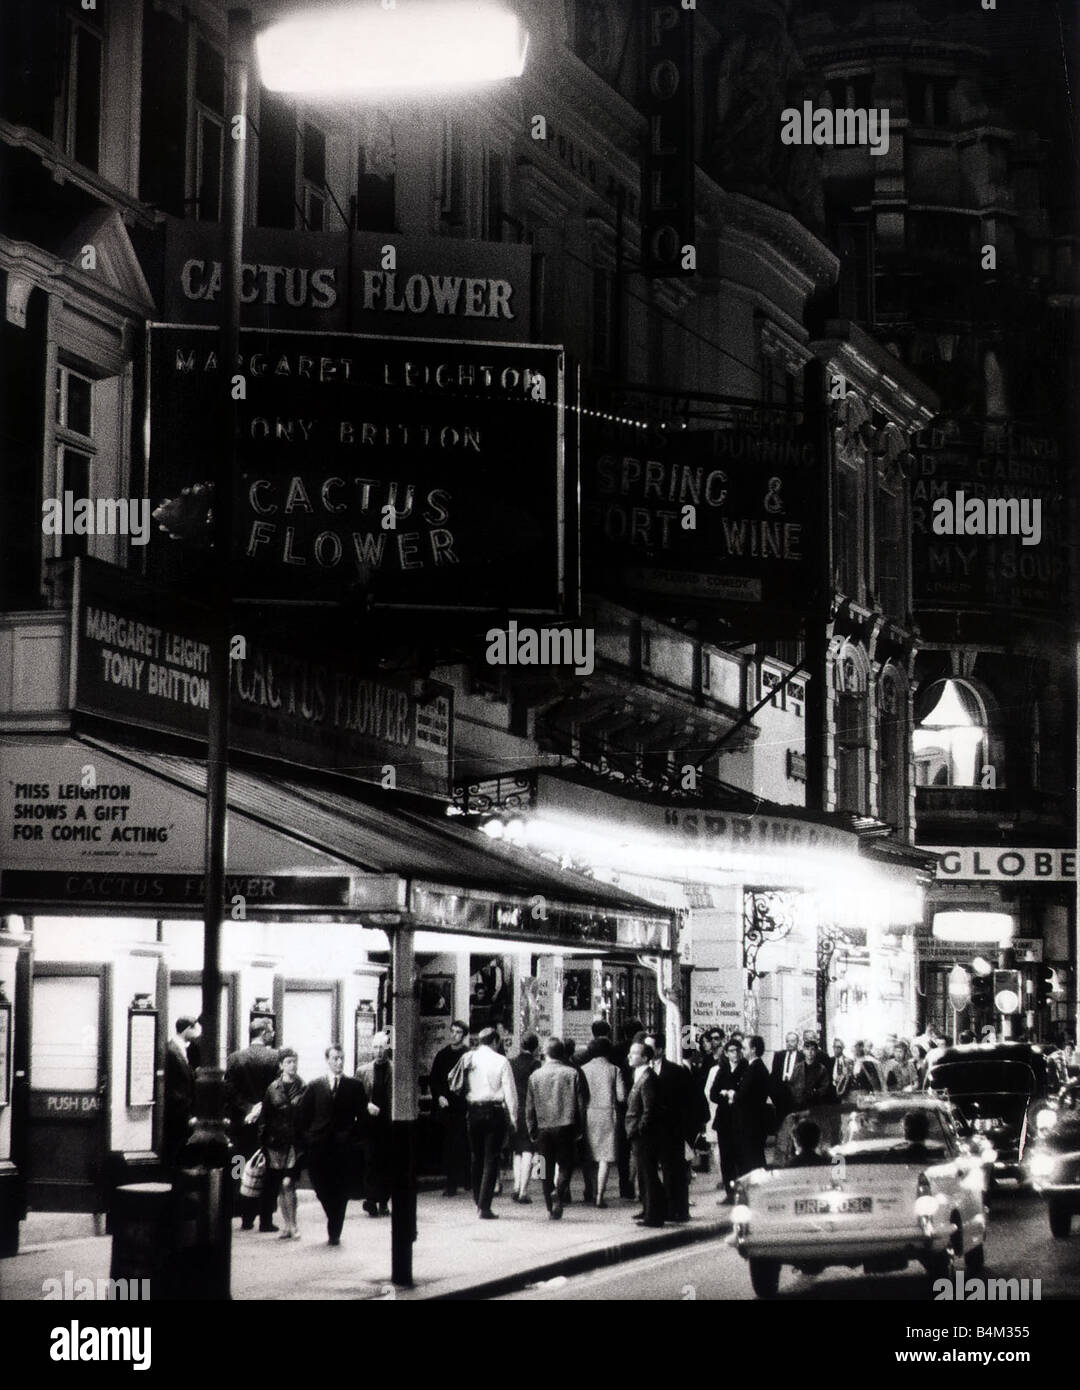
[459,1026,518,1219]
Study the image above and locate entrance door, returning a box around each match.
[281,982,340,1084]
[167,973,238,1071]
[27,965,109,1212]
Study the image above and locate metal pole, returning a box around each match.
[390,927,418,1286]
[179,6,250,1302]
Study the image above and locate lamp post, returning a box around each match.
[186,0,527,1297]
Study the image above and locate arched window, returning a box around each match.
[835,643,870,815]
[877,665,908,831]
[913,678,1004,789]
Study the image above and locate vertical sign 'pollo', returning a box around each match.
[642,3,695,277]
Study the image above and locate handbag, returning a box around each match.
[240,1147,267,1198]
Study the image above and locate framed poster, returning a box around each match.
[354,1000,377,1071]
[0,1000,10,1107]
[126,1008,157,1108]
[420,976,454,1018]
[469,955,512,1037]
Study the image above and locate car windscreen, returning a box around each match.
[927,1062,1037,1096]
[842,1109,951,1146]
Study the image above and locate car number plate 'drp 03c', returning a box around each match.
[794,1196,873,1216]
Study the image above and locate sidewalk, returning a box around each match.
[0,1174,732,1301]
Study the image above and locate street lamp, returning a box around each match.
[189,0,527,1299]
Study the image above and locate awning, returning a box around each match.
[72,737,675,953]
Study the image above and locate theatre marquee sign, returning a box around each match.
[148,326,566,612]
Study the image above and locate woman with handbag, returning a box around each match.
[259,1048,306,1239]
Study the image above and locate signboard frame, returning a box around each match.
[146,324,568,614]
[126,1006,158,1108]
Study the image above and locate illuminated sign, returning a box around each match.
[641,1,695,276]
[928,847,1076,882]
[147,327,566,613]
[161,219,532,341]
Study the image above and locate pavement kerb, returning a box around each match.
[428,1214,733,1300]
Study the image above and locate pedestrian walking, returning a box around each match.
[225,1018,281,1232]
[355,1031,393,1217]
[710,1039,746,1201]
[526,1037,586,1219]
[625,1041,664,1227]
[296,1045,364,1246]
[580,1035,626,1207]
[456,1025,517,1219]
[258,1047,305,1240]
[509,1031,541,1203]
[429,1019,471,1196]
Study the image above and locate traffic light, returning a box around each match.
[970,969,993,1015]
[1035,964,1056,1008]
[993,969,1022,1015]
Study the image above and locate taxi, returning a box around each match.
[1026,1080,1080,1237]
[731,1095,988,1298]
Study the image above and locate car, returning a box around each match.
[731,1095,988,1298]
[923,1042,1062,1182]
[1025,1080,1080,1238]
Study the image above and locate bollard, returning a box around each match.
[109,1182,173,1298]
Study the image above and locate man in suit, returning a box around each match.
[625,1041,664,1227]
[733,1036,773,1175]
[827,1038,853,1103]
[224,1018,281,1231]
[790,1039,831,1109]
[297,1045,364,1244]
[355,1031,393,1217]
[164,1016,199,1168]
[770,1032,803,1122]
[428,1019,470,1196]
[648,1034,706,1223]
[851,1040,883,1092]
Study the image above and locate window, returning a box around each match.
[906,76,952,127]
[356,112,396,232]
[53,366,96,562]
[139,3,188,214]
[438,117,466,229]
[256,90,298,228]
[837,221,874,324]
[301,121,327,230]
[194,38,225,221]
[592,267,613,371]
[65,7,103,171]
[875,482,903,615]
[914,679,1002,789]
[483,148,506,241]
[834,465,860,595]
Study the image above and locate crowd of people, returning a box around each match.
[162,1011,975,1241]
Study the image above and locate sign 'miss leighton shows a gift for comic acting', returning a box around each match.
[147,326,565,612]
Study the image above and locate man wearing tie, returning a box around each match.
[297,1045,364,1245]
[355,1032,393,1217]
[770,1032,802,1123]
[828,1038,852,1102]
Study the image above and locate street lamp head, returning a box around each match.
[256,1,529,94]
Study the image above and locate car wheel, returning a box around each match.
[749,1258,782,1298]
[964,1237,985,1275]
[1049,1200,1073,1239]
[926,1215,964,1283]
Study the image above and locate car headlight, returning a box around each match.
[731,1204,752,1225]
[914,1195,939,1218]
[973,1117,995,1133]
[1036,1110,1058,1134]
[1029,1152,1058,1180]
